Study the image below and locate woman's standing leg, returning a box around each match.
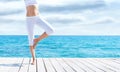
[26,17,36,65]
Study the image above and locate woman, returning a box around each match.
[24,0,54,65]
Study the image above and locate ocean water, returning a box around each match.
[0,35,120,58]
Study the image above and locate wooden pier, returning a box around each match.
[0,58,120,72]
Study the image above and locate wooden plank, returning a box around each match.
[0,58,18,72]
[104,58,120,69]
[110,59,120,64]
[50,58,66,72]
[63,58,84,72]
[8,58,23,72]
[28,58,36,72]
[70,58,94,72]
[92,58,116,72]
[3,58,23,72]
[113,58,120,61]
[85,58,112,72]
[0,58,9,72]
[67,58,86,72]
[19,58,30,72]
[37,58,46,72]
[96,59,120,71]
[43,58,56,72]
[1,58,120,72]
[56,58,75,72]
[77,58,105,72]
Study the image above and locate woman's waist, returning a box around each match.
[26,12,39,17]
[26,5,38,10]
[26,9,39,13]
[26,5,39,17]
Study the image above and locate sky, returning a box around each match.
[0,0,120,35]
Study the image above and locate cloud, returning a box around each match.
[0,23,27,35]
[39,0,106,13]
[0,0,120,35]
[0,1,24,15]
[0,18,23,23]
[73,16,119,26]
[90,17,118,25]
[0,0,17,2]
[104,0,120,3]
[48,18,80,24]
[0,10,23,16]
[43,14,86,24]
[0,14,25,23]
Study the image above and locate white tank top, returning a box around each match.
[24,0,38,6]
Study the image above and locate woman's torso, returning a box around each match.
[24,0,39,17]
[26,5,39,16]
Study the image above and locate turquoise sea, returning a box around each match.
[0,35,120,58]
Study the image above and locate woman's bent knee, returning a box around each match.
[46,27,55,35]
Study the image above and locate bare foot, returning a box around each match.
[31,62,35,65]
[31,59,35,65]
[33,38,39,49]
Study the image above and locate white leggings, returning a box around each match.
[26,15,54,46]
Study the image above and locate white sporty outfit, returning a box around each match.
[24,0,38,7]
[24,0,54,46]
